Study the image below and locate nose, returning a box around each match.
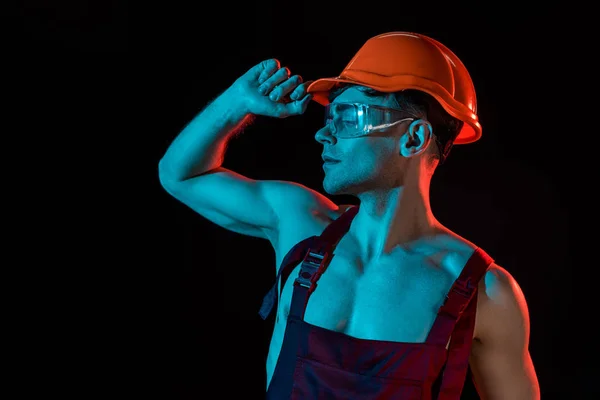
[314,124,337,145]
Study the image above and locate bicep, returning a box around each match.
[469,266,540,399]
[161,167,278,238]
[160,167,335,240]
[469,337,539,399]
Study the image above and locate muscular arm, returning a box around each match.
[158,87,275,236]
[158,59,333,242]
[158,84,251,183]
[470,265,541,400]
[161,166,335,240]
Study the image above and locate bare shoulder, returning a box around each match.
[262,180,352,252]
[434,227,532,342]
[474,262,531,341]
[479,264,528,310]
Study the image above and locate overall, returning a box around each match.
[259,206,493,399]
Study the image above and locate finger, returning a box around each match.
[270,75,303,101]
[258,67,290,96]
[294,93,313,114]
[289,79,313,101]
[253,58,280,82]
[277,93,313,118]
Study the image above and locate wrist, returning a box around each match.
[219,83,253,121]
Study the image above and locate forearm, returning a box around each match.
[158,87,254,183]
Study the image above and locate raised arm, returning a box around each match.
[158,59,331,240]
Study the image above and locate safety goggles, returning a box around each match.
[324,102,414,138]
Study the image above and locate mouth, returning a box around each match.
[322,159,340,170]
[322,156,340,164]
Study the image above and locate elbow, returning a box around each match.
[158,158,179,193]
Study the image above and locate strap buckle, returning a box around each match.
[441,277,475,318]
[294,251,326,288]
[452,277,474,298]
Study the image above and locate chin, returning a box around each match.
[322,176,342,196]
[323,175,355,196]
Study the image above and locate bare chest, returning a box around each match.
[277,247,462,343]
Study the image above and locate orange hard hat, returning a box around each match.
[307,32,481,144]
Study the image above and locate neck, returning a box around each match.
[349,161,441,262]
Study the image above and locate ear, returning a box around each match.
[399,119,433,158]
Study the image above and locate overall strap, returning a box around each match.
[427,247,493,345]
[259,236,315,320]
[430,247,494,400]
[288,206,359,320]
[259,206,359,320]
[434,295,478,400]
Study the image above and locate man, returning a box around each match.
[158,32,540,399]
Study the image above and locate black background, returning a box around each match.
[15,1,594,399]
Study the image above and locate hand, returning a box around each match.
[231,58,313,118]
